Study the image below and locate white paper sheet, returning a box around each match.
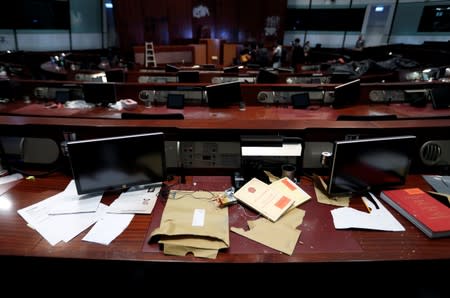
[331,192,405,232]
[82,213,134,245]
[107,184,160,214]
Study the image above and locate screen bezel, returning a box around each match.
[206,81,242,108]
[67,132,167,195]
[332,78,360,108]
[326,135,416,196]
[82,82,117,106]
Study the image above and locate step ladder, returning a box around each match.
[145,41,157,67]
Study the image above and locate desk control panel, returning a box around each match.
[286,76,330,84]
[211,76,256,84]
[257,90,332,104]
[137,76,177,83]
[369,89,406,102]
[179,141,241,168]
[33,86,83,101]
[138,89,205,105]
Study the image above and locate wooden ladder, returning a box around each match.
[145,41,157,67]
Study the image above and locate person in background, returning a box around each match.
[291,38,304,71]
[355,34,365,50]
[254,42,270,67]
[303,40,311,64]
[272,40,283,68]
[240,42,253,65]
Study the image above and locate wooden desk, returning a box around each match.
[1,173,449,295]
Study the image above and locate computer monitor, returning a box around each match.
[177,71,200,83]
[165,64,179,73]
[82,82,117,106]
[326,135,416,197]
[66,132,167,195]
[256,68,279,83]
[166,93,185,109]
[332,78,360,108]
[205,81,242,108]
[0,79,13,100]
[105,69,125,82]
[291,92,310,109]
[223,65,239,73]
[431,86,450,109]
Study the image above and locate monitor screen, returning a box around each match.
[205,81,242,108]
[431,86,450,109]
[166,93,185,109]
[223,65,239,73]
[165,64,179,73]
[66,132,167,195]
[332,78,360,108]
[82,82,117,106]
[326,135,416,196]
[256,68,279,83]
[177,71,200,83]
[0,79,13,100]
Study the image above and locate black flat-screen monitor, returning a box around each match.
[332,78,360,108]
[291,92,310,109]
[82,82,117,106]
[431,86,450,109]
[166,93,185,109]
[326,135,416,197]
[165,64,179,73]
[66,132,167,195]
[223,65,239,73]
[205,81,242,108]
[0,79,13,100]
[177,71,200,83]
[256,68,279,83]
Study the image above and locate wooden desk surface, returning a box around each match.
[2,176,450,296]
[2,173,449,264]
[1,100,450,122]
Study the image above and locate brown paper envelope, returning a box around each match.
[162,243,219,259]
[312,174,350,207]
[159,235,227,250]
[150,193,229,249]
[230,208,305,255]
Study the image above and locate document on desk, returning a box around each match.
[48,180,103,215]
[17,180,105,245]
[82,212,134,245]
[107,184,161,214]
[423,175,450,195]
[234,177,294,222]
[0,173,23,185]
[269,177,311,209]
[331,193,405,232]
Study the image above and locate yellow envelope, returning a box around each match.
[149,191,229,259]
[231,208,305,256]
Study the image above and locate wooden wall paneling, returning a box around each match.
[166,0,193,44]
[113,0,145,59]
[213,0,239,43]
[141,1,169,45]
[190,43,207,65]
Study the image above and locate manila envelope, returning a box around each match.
[231,208,305,256]
[149,191,229,259]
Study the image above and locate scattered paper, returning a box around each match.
[331,192,404,232]
[83,213,134,245]
[107,184,160,214]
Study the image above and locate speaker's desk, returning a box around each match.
[1,172,449,295]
